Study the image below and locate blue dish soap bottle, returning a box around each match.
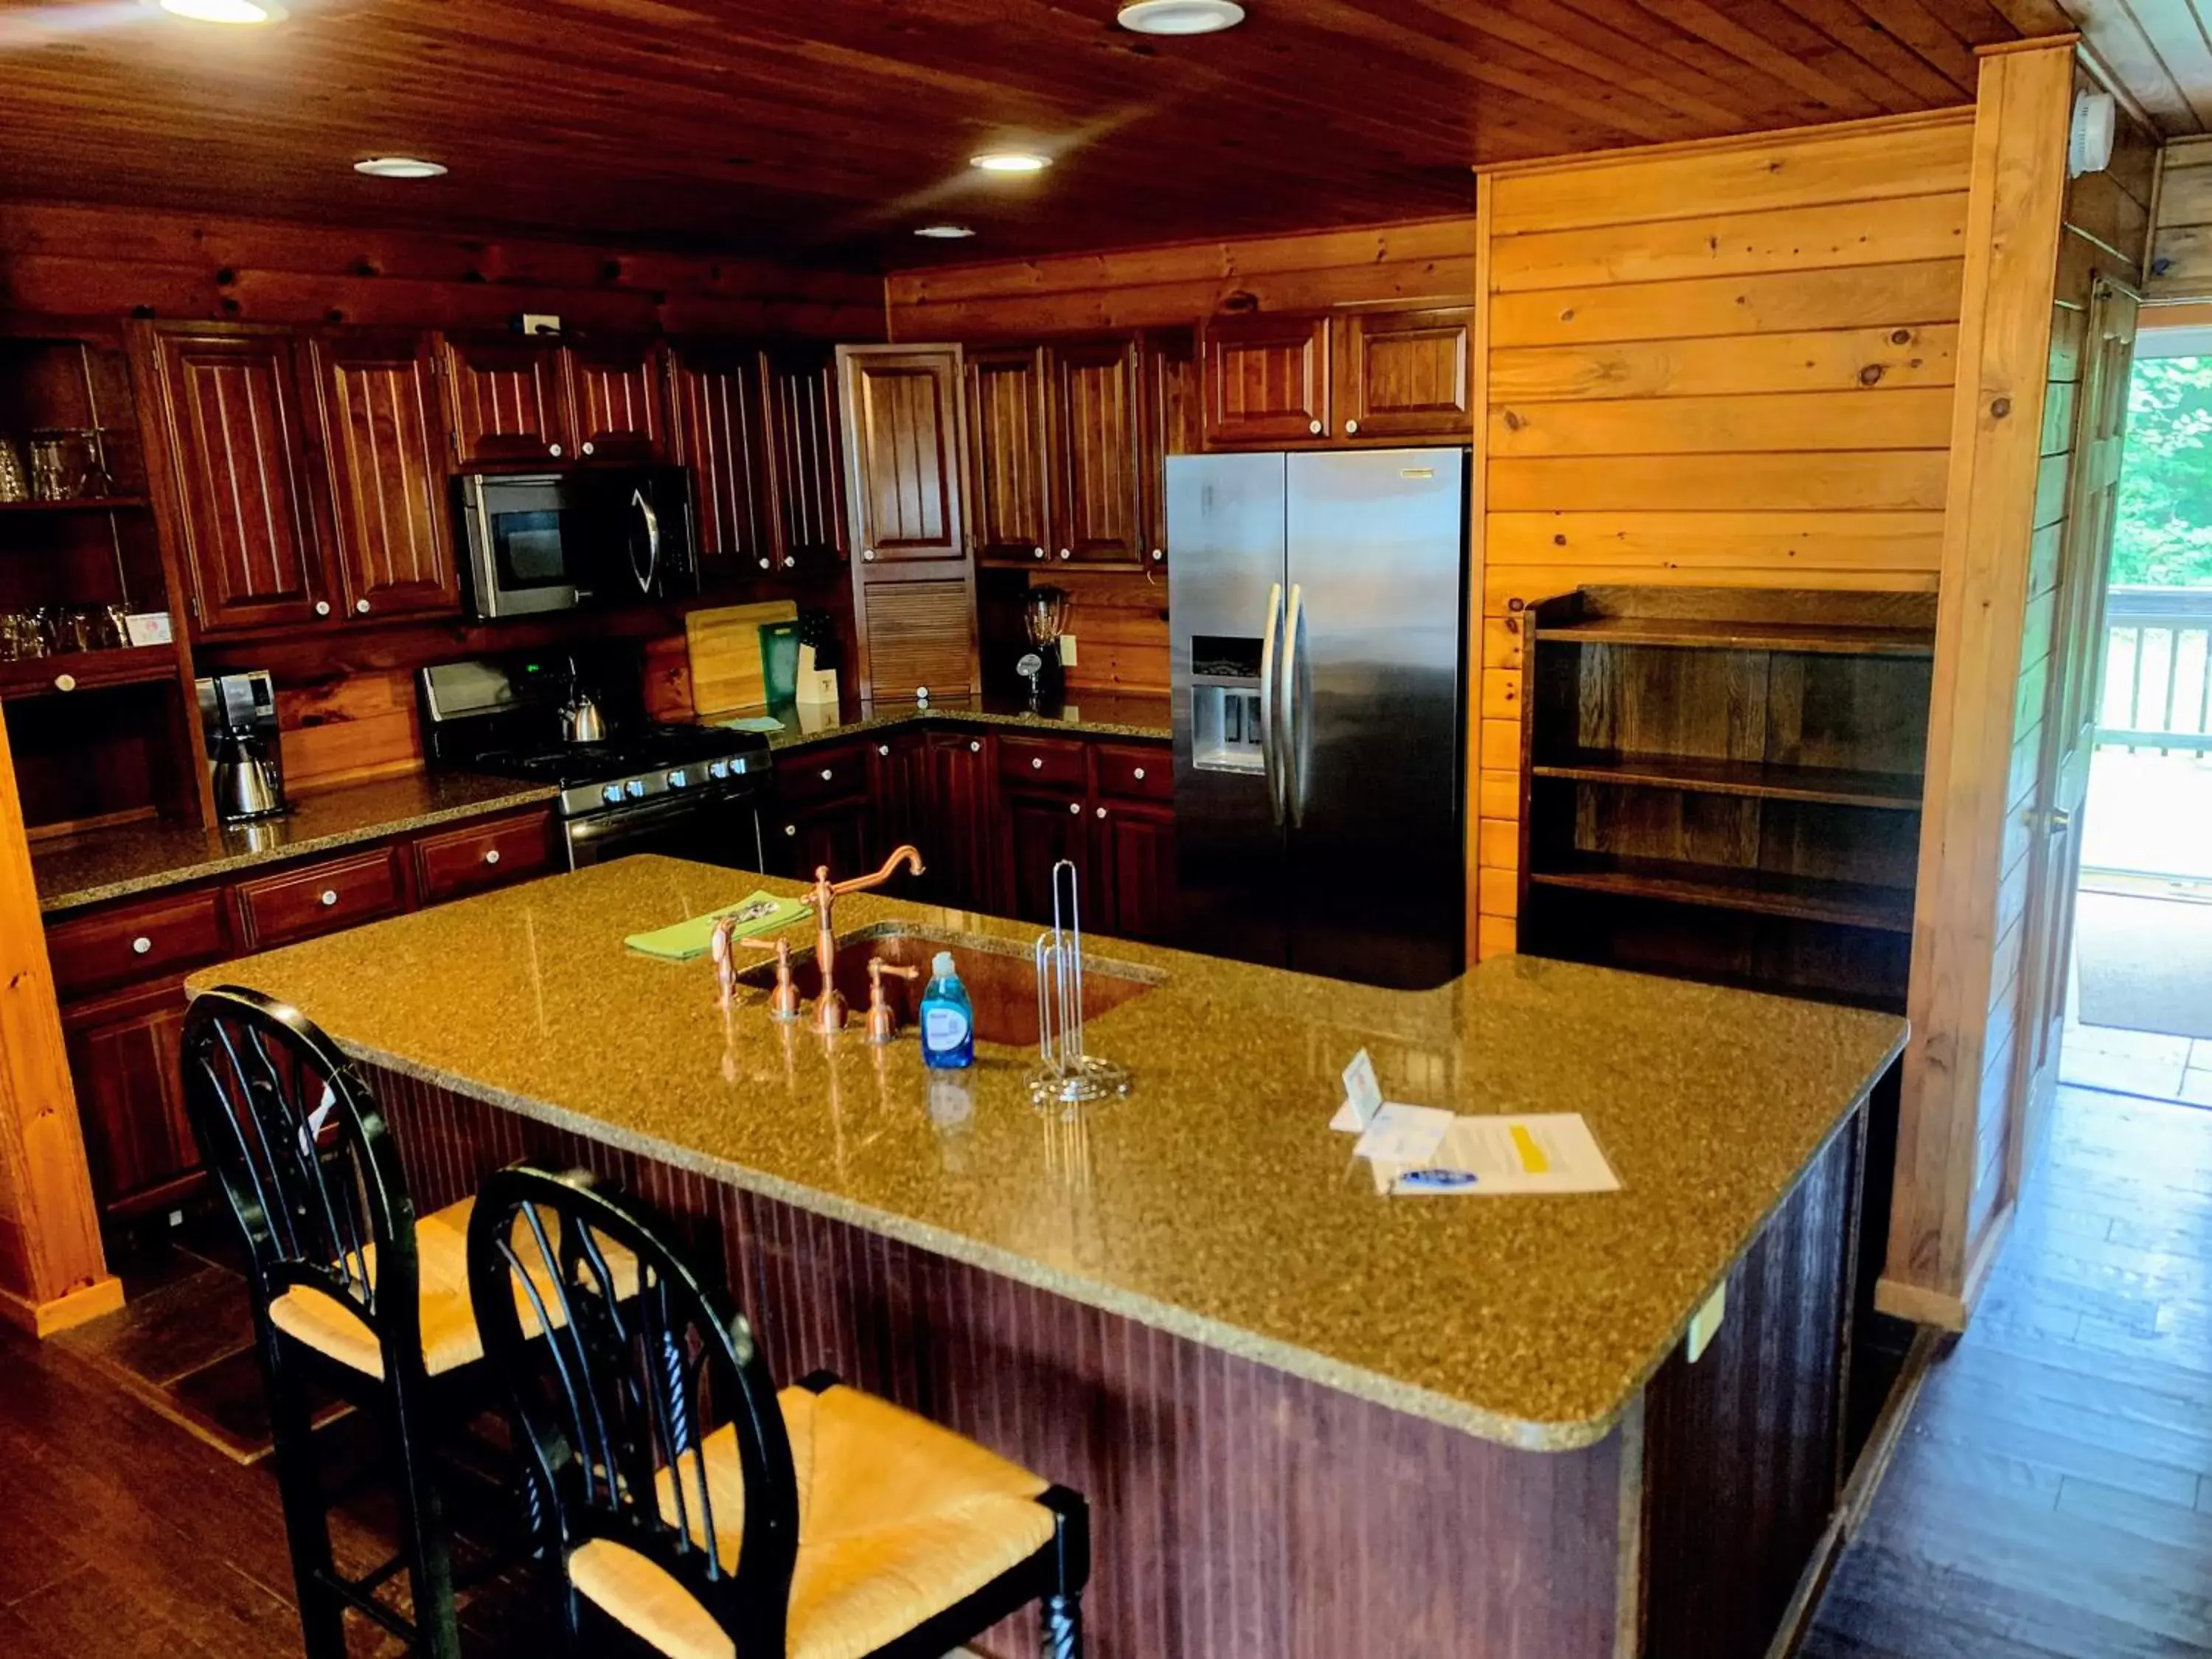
[919,951,975,1070]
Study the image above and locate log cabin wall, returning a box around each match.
[0,201,884,793]
[1468,110,1978,963]
[2149,133,2212,298]
[883,219,1478,696]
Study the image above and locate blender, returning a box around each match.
[1019,586,1071,712]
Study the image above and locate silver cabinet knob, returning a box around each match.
[862,547,877,562]
[821,768,834,782]
[1032,757,1044,771]
[549,442,564,458]
[314,600,331,617]
[1133,767,1147,781]
[484,848,501,866]
[355,598,371,614]
[877,744,891,757]
[1150,548,1164,563]
[1346,419,1360,435]
[1096,806,1107,818]
[131,936,152,956]
[319,889,339,907]
[1307,420,1324,436]
[1068,801,1081,815]
[759,557,772,570]
[580,441,595,457]
[1059,549,1072,560]
[783,557,796,569]
[969,740,981,753]
[1033,546,1046,560]
[52,672,77,692]
[784,824,797,836]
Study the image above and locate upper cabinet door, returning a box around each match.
[440,335,574,467]
[152,326,329,634]
[670,343,772,576]
[1138,329,1197,570]
[1336,307,1474,443]
[1048,338,1143,566]
[310,331,462,622]
[965,346,1051,567]
[762,347,846,571]
[1201,314,1332,448]
[568,338,669,463]
[838,346,967,568]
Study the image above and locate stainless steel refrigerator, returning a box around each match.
[1169,448,1468,990]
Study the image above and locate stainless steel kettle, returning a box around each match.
[213,727,285,821]
[560,655,609,745]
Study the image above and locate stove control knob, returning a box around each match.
[668,769,691,790]
[601,784,625,806]
[709,760,731,780]
[625,779,647,799]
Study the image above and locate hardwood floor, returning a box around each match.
[1806,1083,2212,1659]
[4,1080,2209,1659]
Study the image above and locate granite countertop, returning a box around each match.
[192,855,1906,1452]
[33,772,560,916]
[714,692,1173,751]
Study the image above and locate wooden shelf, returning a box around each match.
[0,497,150,517]
[1537,616,1934,658]
[1528,854,1916,933]
[0,642,180,702]
[1532,751,1924,810]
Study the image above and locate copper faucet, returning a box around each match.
[865,958,921,1044]
[804,846,925,1034]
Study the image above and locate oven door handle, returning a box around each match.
[565,790,700,850]
[630,487,661,597]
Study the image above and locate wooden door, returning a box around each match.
[1003,785,1091,926]
[966,347,1052,567]
[310,330,462,621]
[152,325,330,633]
[762,347,846,570]
[2013,277,2141,1178]
[568,338,668,463]
[1337,306,1475,443]
[1094,799,1178,942]
[927,731,996,909]
[671,343,773,578]
[1139,328,1197,571]
[838,345,967,566]
[1201,314,1332,447]
[1049,338,1144,566]
[440,335,574,467]
[868,729,932,868]
[64,978,199,1217]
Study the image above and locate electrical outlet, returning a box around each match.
[518,313,563,336]
[1059,634,1079,668]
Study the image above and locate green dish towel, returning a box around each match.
[625,891,812,961]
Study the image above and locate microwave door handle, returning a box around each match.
[1258,582,1284,827]
[630,487,661,596]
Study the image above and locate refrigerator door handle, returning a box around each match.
[1281,582,1307,827]
[1259,581,1285,827]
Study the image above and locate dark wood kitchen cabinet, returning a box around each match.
[1201,313,1332,447]
[63,979,202,1220]
[865,728,995,908]
[568,338,669,463]
[967,347,1052,567]
[768,742,877,881]
[762,346,846,571]
[1048,337,1144,566]
[1093,800,1177,943]
[1138,327,1197,568]
[838,345,967,566]
[149,324,330,634]
[308,330,463,622]
[1335,306,1474,443]
[440,333,574,467]
[671,342,774,578]
[1002,777,1093,928]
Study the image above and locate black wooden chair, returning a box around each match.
[465,1162,1091,1659]
[181,986,625,1659]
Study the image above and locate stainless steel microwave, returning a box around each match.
[455,467,698,621]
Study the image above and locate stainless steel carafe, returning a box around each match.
[213,727,285,821]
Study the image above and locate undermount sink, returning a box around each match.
[735,922,1161,1046]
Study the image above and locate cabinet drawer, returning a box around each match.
[998,735,1088,791]
[415,810,559,906]
[47,888,229,1003]
[776,743,871,807]
[237,848,406,950]
[1094,743,1172,804]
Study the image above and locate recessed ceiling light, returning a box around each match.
[914,224,977,240]
[970,151,1052,174]
[354,156,449,179]
[153,0,285,21]
[1117,0,1245,33]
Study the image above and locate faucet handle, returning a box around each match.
[734,933,804,1021]
[864,957,921,1045]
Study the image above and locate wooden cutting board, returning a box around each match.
[686,601,799,714]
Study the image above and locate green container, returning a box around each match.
[759,621,801,706]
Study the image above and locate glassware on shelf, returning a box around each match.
[0,437,27,504]
[0,609,58,662]
[27,430,109,501]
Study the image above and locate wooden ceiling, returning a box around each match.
[0,0,2056,268]
[2051,0,2212,135]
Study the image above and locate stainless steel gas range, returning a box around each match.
[419,650,772,871]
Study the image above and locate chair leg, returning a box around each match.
[1037,1486,1090,1659]
[386,1380,462,1659]
[260,1334,348,1659]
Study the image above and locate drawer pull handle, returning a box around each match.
[1068,801,1082,815]
[821,768,834,782]
[784,824,797,837]
[314,600,331,617]
[132,936,153,956]
[1058,549,1072,560]
[759,558,772,570]
[969,740,981,753]
[1033,546,1046,560]
[1307,420,1324,436]
[878,744,891,757]
[549,442,564,459]
[53,672,77,693]
[1133,766,1147,781]
[1151,548,1164,563]
[862,547,877,562]
[1346,419,1360,436]
[484,849,501,866]
[1096,807,1107,819]
[355,598,371,615]
[319,890,339,907]
[580,441,595,457]
[1032,757,1044,771]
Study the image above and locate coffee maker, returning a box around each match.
[1018,587,1071,712]
[197,671,289,822]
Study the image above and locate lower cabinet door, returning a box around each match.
[63,978,201,1218]
[1093,801,1178,943]
[773,797,875,883]
[926,732,995,910]
[1003,787,1091,926]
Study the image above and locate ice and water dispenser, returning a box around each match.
[1189,635,1267,775]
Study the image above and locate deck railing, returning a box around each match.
[2100,585,2212,754]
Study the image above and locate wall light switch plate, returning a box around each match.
[1059,634,1078,668]
[1687,1281,1728,1363]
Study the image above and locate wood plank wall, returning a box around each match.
[2149,133,2212,298]
[883,219,1476,697]
[1470,111,1977,961]
[1967,80,2154,1262]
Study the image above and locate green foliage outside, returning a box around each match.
[2116,356,2212,588]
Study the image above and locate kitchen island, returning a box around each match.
[192,855,1906,1659]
